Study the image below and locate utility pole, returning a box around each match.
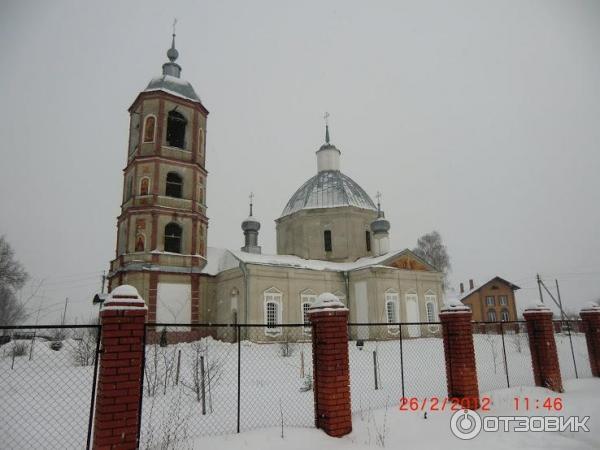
[536,274,544,304]
[61,297,69,325]
[101,270,107,294]
[555,279,565,320]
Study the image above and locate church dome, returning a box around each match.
[280,170,377,218]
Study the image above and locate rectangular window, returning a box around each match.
[487,310,497,322]
[501,310,510,322]
[499,295,508,306]
[386,301,396,324]
[266,302,278,328]
[264,292,282,335]
[485,296,495,306]
[366,231,371,252]
[324,230,332,252]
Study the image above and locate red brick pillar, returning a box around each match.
[93,285,147,449]
[523,304,563,392]
[439,302,480,409]
[579,304,600,377]
[308,293,352,437]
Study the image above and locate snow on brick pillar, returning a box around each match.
[523,304,563,393]
[579,303,600,377]
[439,300,480,409]
[308,293,352,437]
[93,285,147,450]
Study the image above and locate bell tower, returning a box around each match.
[108,31,209,324]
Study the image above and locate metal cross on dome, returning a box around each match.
[324,112,330,144]
[249,192,254,216]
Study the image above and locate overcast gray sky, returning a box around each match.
[1,0,599,323]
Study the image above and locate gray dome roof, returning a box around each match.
[281,170,377,218]
[144,75,200,102]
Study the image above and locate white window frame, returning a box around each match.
[300,290,317,333]
[499,295,508,306]
[142,114,157,143]
[425,291,440,332]
[486,296,495,306]
[385,290,400,334]
[264,288,283,336]
[501,309,510,322]
[487,309,497,322]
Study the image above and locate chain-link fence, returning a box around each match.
[473,321,535,392]
[348,322,446,415]
[0,325,100,450]
[138,324,314,447]
[553,320,593,380]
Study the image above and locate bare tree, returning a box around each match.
[0,236,29,327]
[412,231,451,291]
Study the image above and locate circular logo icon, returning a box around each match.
[450,409,482,440]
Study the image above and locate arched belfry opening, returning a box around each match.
[166,110,187,148]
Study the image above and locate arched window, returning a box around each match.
[424,292,437,323]
[501,309,510,322]
[487,309,497,322]
[140,177,150,196]
[425,301,436,323]
[135,234,145,252]
[301,290,317,333]
[366,230,372,252]
[166,110,187,148]
[324,230,332,252]
[143,115,156,143]
[165,172,183,198]
[198,128,205,156]
[385,290,400,334]
[264,288,282,335]
[164,222,182,253]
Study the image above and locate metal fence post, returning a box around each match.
[500,322,510,387]
[564,320,579,379]
[85,325,102,450]
[236,324,241,434]
[398,323,405,399]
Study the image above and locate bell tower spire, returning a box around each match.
[163,19,182,78]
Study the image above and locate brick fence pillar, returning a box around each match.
[579,303,600,377]
[439,301,480,409]
[308,293,352,437]
[523,304,563,392]
[93,285,147,449]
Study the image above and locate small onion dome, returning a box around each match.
[370,214,390,234]
[241,216,261,232]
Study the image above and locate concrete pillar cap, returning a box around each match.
[580,302,600,313]
[103,285,147,310]
[440,298,470,312]
[309,292,348,312]
[523,302,552,313]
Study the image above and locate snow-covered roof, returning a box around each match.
[458,276,521,302]
[201,247,436,275]
[144,74,201,102]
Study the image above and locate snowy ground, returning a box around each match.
[0,328,595,449]
[195,379,600,450]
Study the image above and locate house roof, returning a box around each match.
[201,247,439,276]
[458,276,521,302]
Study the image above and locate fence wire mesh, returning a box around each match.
[348,322,446,415]
[0,325,100,450]
[473,321,534,391]
[553,320,593,380]
[139,324,314,446]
